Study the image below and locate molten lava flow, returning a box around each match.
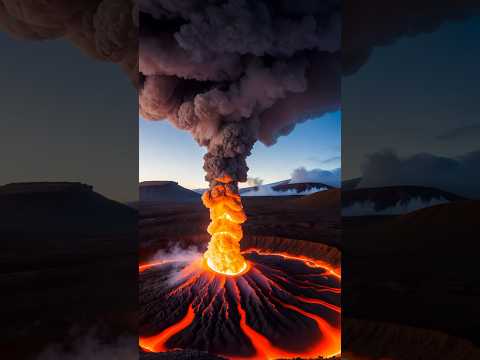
[202,176,248,276]
[140,249,341,359]
[139,304,195,352]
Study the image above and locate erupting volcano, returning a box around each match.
[139,174,341,359]
[138,1,343,357]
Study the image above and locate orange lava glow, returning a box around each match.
[233,282,340,360]
[201,177,248,276]
[242,248,341,279]
[139,249,341,359]
[139,303,195,352]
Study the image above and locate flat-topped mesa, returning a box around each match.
[201,176,248,276]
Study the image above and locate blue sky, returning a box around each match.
[139,111,341,189]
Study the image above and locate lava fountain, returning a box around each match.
[202,176,249,276]
[140,178,341,359]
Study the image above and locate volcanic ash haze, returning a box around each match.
[139,0,342,186]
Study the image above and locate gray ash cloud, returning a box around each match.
[0,0,138,84]
[343,0,480,75]
[139,0,341,186]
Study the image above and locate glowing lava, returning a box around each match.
[202,176,248,276]
[139,249,341,359]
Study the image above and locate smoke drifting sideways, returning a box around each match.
[360,149,480,199]
[139,0,341,188]
[0,0,138,85]
[343,0,480,75]
[36,330,137,360]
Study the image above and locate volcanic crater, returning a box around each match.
[139,245,340,359]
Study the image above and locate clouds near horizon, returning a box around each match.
[360,149,480,198]
[291,167,341,187]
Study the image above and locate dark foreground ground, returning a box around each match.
[3,182,479,359]
[342,200,480,359]
[0,183,137,359]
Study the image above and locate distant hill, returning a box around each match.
[390,199,477,231]
[139,181,200,203]
[342,185,464,216]
[342,177,362,190]
[0,182,135,234]
[241,179,333,197]
[344,199,480,346]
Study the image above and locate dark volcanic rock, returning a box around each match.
[141,350,226,360]
[344,318,480,360]
[343,200,480,350]
[140,252,340,359]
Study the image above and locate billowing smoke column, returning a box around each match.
[139,0,341,275]
[139,0,341,186]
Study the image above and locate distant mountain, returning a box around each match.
[342,177,362,190]
[240,179,334,197]
[0,182,136,233]
[139,181,200,203]
[342,185,465,216]
[291,167,341,187]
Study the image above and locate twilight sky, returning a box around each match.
[343,15,480,180]
[140,111,341,190]
[0,32,137,202]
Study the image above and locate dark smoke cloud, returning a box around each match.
[343,0,480,75]
[0,0,138,84]
[139,0,341,186]
[359,149,480,199]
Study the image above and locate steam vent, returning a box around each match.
[139,248,341,359]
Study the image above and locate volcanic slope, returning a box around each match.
[140,250,340,359]
[343,200,480,352]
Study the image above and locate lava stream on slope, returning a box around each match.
[139,249,341,360]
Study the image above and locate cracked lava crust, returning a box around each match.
[139,249,341,360]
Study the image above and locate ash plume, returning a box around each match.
[343,0,480,75]
[0,0,138,84]
[139,0,341,186]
